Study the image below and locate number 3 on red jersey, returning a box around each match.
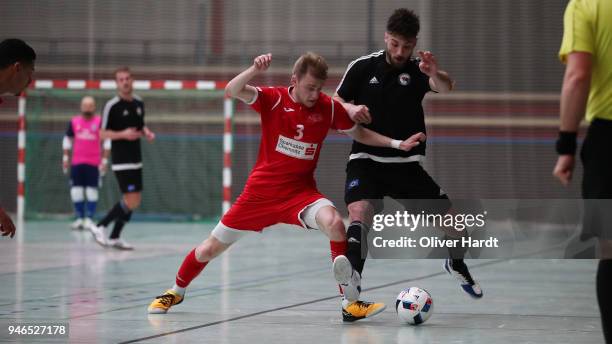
[294,124,304,140]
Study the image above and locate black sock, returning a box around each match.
[346,221,368,275]
[447,226,471,259]
[449,259,476,285]
[448,239,468,260]
[109,210,132,239]
[597,259,612,343]
[98,202,127,227]
[451,259,466,268]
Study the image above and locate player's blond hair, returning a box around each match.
[292,52,328,81]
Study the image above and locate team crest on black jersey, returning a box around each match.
[398,73,411,86]
[136,107,142,116]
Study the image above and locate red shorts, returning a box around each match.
[220,188,327,231]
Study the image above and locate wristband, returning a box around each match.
[102,158,108,165]
[62,155,69,163]
[555,131,577,155]
[390,139,402,149]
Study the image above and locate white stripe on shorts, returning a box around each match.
[298,198,335,230]
[211,221,256,244]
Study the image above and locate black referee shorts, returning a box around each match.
[344,159,451,214]
[114,169,143,193]
[580,119,612,240]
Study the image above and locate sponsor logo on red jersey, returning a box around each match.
[275,135,318,160]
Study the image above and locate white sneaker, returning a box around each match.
[333,255,361,302]
[83,218,94,229]
[107,238,134,250]
[443,259,483,299]
[89,224,107,247]
[70,218,84,230]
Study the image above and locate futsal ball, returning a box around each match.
[395,287,434,325]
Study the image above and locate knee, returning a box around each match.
[123,194,141,210]
[317,207,346,241]
[85,187,98,202]
[70,186,85,202]
[348,201,373,222]
[131,200,141,210]
[195,237,227,262]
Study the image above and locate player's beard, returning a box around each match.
[386,50,409,69]
[82,111,94,119]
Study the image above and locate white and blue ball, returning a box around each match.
[395,287,434,325]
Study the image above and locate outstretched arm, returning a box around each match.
[334,94,372,124]
[225,53,272,103]
[345,126,426,152]
[418,50,454,93]
[100,128,142,141]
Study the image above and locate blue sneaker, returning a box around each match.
[444,259,483,298]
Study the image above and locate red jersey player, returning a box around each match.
[148,52,425,321]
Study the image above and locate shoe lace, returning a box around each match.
[155,294,175,307]
[355,301,372,310]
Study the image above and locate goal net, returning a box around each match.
[23,80,232,221]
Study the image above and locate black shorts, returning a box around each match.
[70,164,99,188]
[580,119,612,240]
[114,169,143,193]
[345,159,451,214]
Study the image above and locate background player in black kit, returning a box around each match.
[89,66,155,250]
[334,8,483,302]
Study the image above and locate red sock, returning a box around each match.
[175,249,208,288]
[330,240,347,262]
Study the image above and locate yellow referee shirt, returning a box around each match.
[559,0,612,122]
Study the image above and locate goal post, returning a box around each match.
[18,79,234,223]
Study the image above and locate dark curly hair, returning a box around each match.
[386,8,420,39]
